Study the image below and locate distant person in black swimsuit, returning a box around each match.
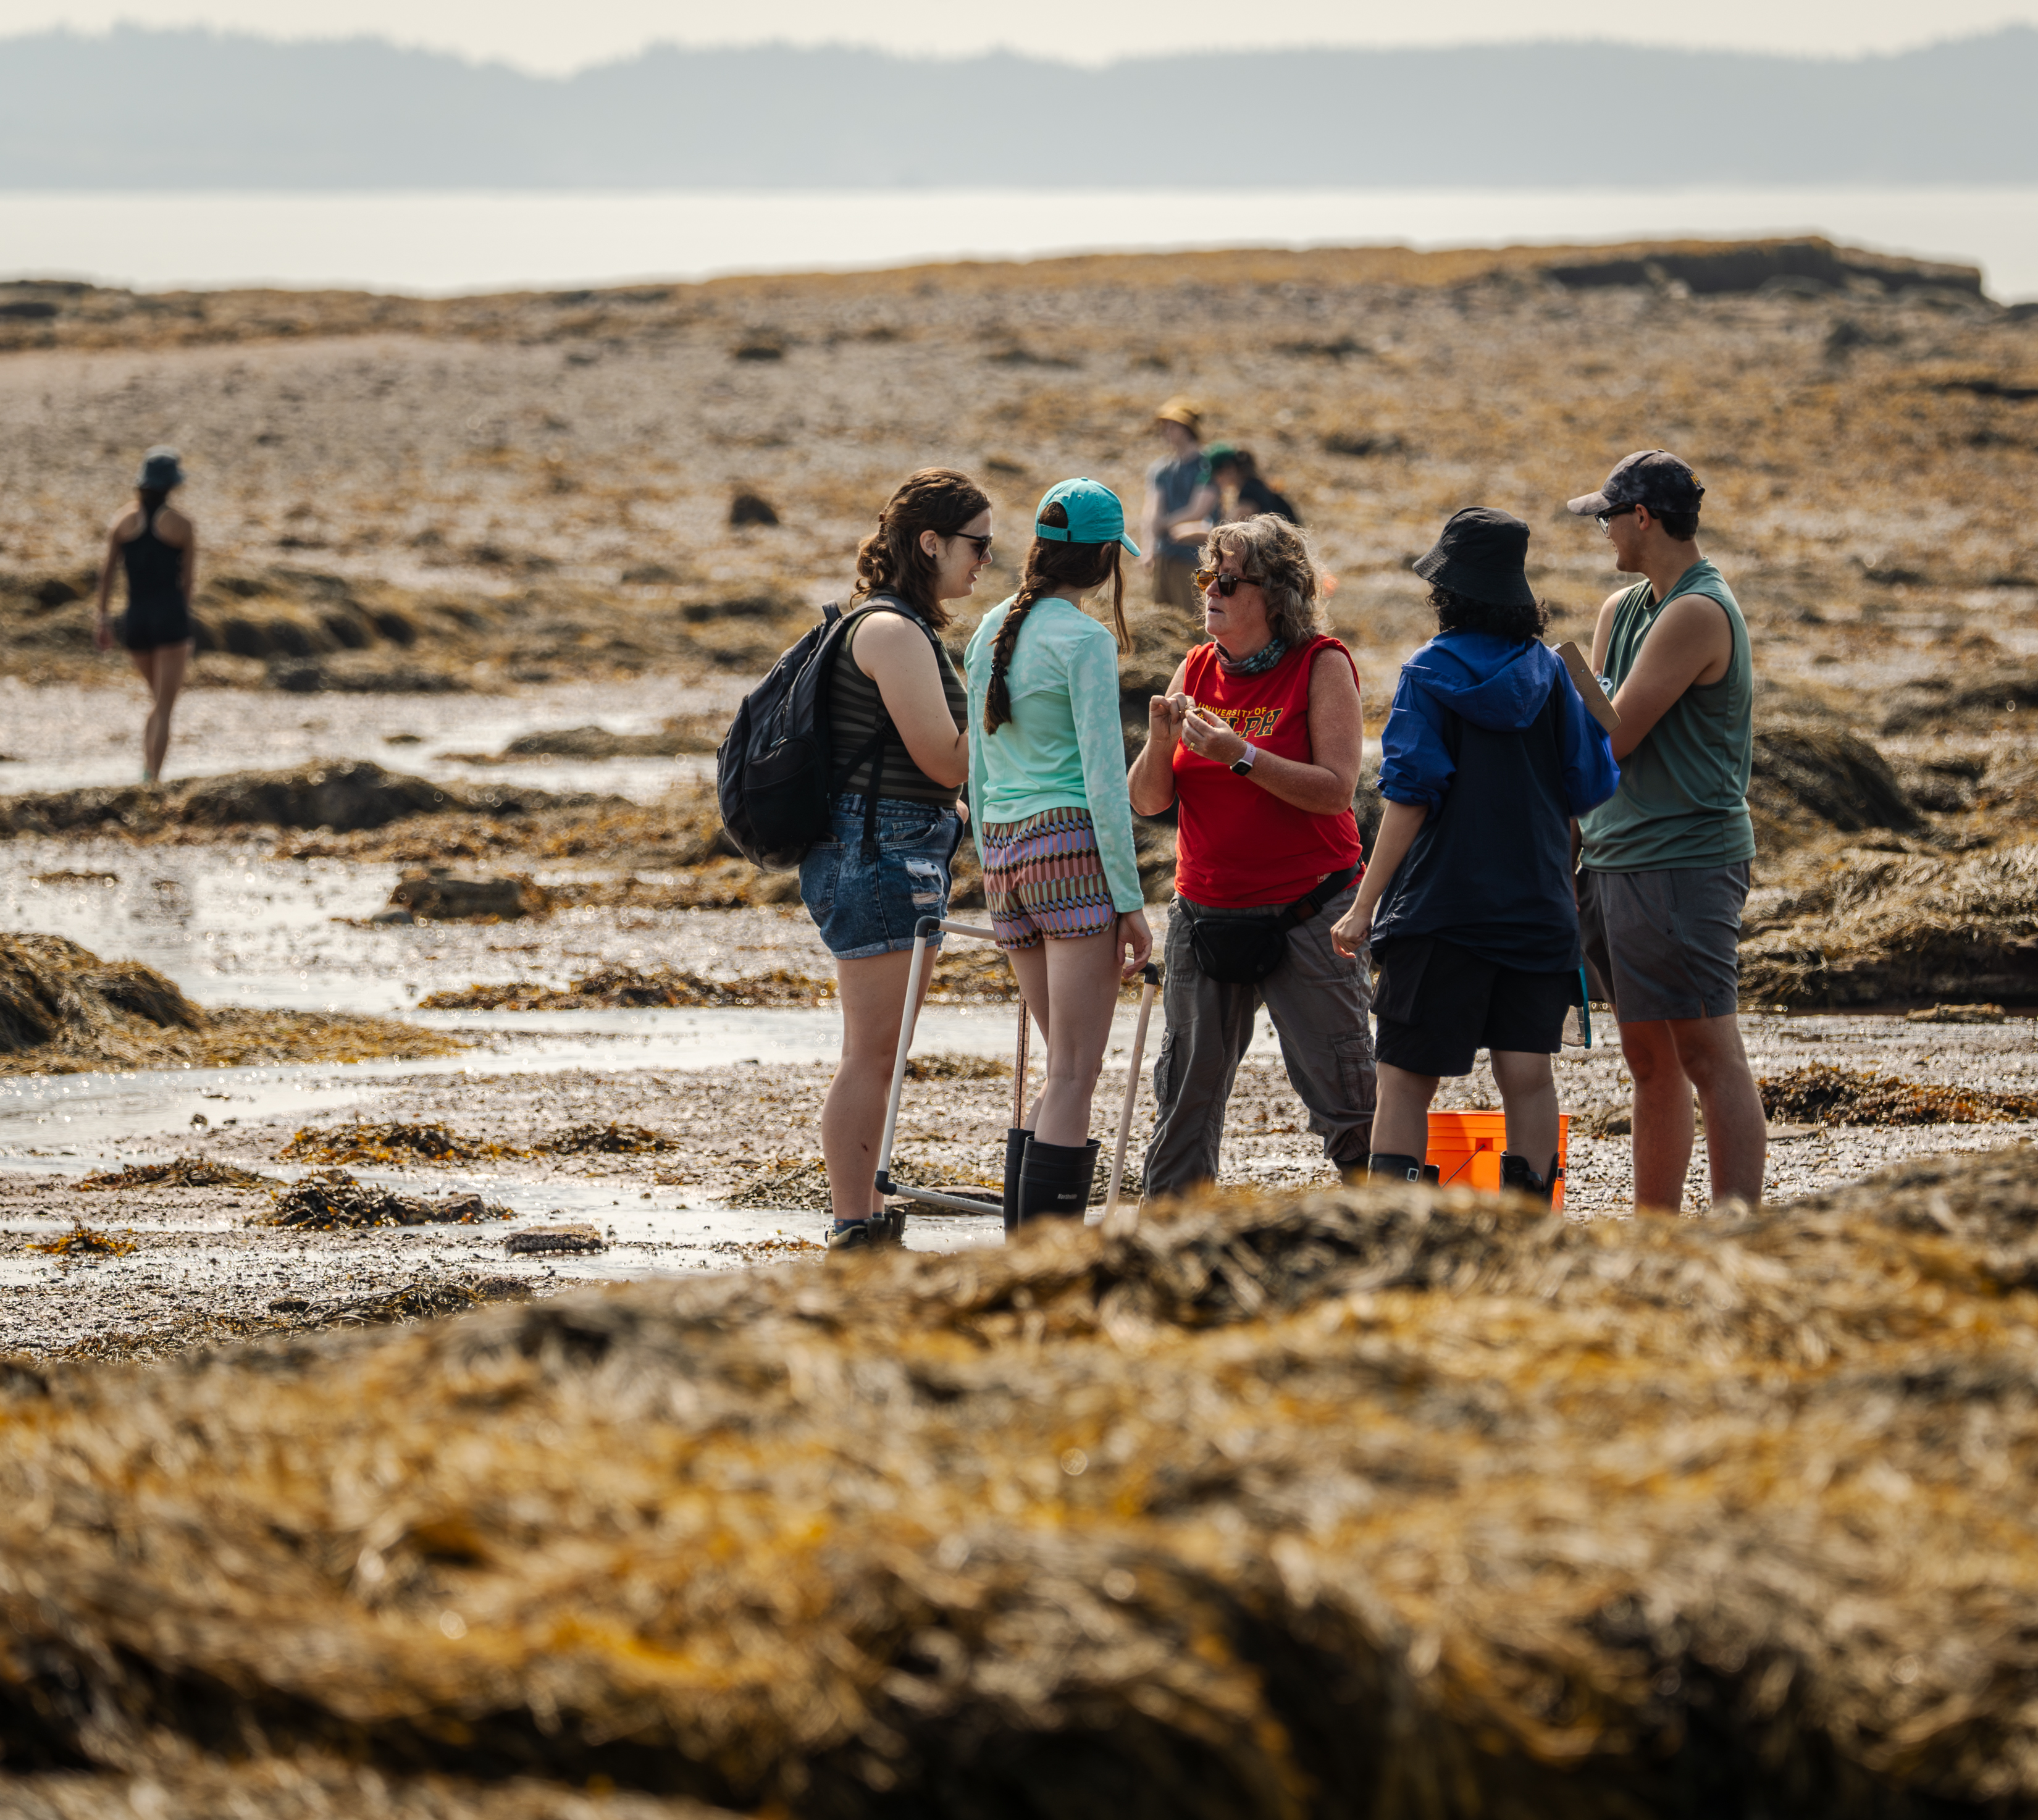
[1206,445,1301,526]
[93,447,196,786]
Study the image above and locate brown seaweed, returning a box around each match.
[5,1146,2038,1813]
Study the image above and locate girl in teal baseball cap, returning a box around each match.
[963,479,1151,1232]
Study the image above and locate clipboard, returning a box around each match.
[1554,640,1620,734]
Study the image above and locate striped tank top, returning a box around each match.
[828,600,967,806]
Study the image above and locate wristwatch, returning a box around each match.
[1229,745,1257,778]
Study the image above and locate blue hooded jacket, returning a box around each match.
[1371,632,1620,971]
[1378,632,1619,816]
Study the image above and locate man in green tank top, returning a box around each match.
[1566,450,1768,1212]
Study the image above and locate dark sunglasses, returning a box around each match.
[947,531,994,560]
[1595,505,1640,532]
[1194,566,1256,597]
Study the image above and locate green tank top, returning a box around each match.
[1579,559,1755,873]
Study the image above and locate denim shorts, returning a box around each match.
[799,793,962,960]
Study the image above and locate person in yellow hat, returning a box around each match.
[1139,397,1217,611]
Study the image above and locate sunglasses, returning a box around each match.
[1595,505,1640,533]
[1194,566,1257,597]
[947,531,994,560]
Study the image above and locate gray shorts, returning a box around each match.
[1577,862,1749,1024]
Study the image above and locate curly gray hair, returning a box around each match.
[1198,514,1324,647]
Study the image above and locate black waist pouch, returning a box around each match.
[1186,866,1359,986]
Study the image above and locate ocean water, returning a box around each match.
[1,185,2035,300]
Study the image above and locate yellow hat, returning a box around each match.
[1153,396,1204,433]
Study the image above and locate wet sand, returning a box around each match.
[6,955,2035,1361]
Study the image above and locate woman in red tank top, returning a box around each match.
[1126,514,1376,1198]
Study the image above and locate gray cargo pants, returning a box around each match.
[1141,884,1377,1198]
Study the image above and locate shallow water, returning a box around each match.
[0,1001,1189,1150]
[0,674,719,801]
[0,1158,1001,1281]
[4,185,2036,298]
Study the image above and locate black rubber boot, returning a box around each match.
[1001,1127,1029,1236]
[1367,1153,1441,1185]
[1500,1152,1562,1204]
[1016,1137,1099,1225]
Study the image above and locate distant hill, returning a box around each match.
[2,27,2036,187]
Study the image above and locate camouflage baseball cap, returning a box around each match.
[1566,449,1705,518]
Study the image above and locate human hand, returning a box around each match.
[1118,910,1153,978]
[955,798,970,827]
[1177,705,1246,766]
[1330,899,1372,960]
[92,613,112,653]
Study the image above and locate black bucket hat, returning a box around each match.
[136,446,185,490]
[1412,506,1535,609]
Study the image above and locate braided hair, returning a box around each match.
[983,501,1129,734]
[852,467,991,631]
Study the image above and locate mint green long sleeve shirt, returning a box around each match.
[963,594,1144,912]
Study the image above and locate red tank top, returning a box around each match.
[1171,634,1364,908]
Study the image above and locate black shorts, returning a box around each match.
[116,603,193,652]
[1372,935,1581,1077]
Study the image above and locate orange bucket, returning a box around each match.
[1425,1110,1569,1210]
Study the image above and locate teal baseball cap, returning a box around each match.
[1036,477,1140,558]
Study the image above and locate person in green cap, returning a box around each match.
[1566,449,1767,1212]
[967,478,1153,1228]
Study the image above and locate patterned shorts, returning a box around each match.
[982,807,1117,950]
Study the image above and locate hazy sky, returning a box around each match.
[0,0,2026,71]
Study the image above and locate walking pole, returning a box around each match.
[875,914,1011,1215]
[870,916,936,1206]
[1013,996,1030,1129]
[1099,962,1161,1235]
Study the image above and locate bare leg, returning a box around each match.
[126,648,157,777]
[132,642,191,782]
[1002,943,1050,1131]
[1489,1050,1559,1164]
[1621,1018,1696,1210]
[820,947,932,1222]
[1667,1013,1768,1206]
[1005,929,1122,1147]
[1370,1062,1439,1159]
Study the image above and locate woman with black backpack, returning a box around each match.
[966,479,1152,1227]
[802,468,992,1251]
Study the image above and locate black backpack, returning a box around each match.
[715,597,937,871]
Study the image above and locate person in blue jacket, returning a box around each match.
[1331,506,1619,1201]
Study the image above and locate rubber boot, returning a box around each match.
[1001,1127,1029,1236]
[1500,1152,1562,1206]
[1367,1153,1441,1185]
[1016,1137,1099,1225]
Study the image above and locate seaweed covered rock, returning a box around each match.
[1742,841,2038,1008]
[387,869,549,920]
[1747,720,1921,843]
[255,1169,511,1229]
[0,934,199,1055]
[0,933,463,1075]
[8,1147,2038,1814]
[0,761,593,838]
